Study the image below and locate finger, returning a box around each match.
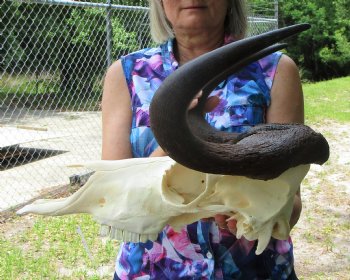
[204,96,220,113]
[227,219,237,234]
[214,214,229,229]
[188,99,199,110]
[150,146,167,157]
[187,91,202,110]
[194,90,203,99]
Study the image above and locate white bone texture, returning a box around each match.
[17,156,310,255]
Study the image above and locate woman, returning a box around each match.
[102,0,304,279]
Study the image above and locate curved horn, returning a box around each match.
[150,24,330,180]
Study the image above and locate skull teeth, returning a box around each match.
[100,225,158,243]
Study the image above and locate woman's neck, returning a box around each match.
[174,29,225,65]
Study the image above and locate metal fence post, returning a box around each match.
[106,0,113,67]
[274,0,279,28]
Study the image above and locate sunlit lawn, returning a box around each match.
[303,76,350,124]
[0,214,118,279]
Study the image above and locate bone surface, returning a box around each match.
[17,157,309,255]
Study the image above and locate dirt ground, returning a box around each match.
[292,121,350,279]
[1,121,349,279]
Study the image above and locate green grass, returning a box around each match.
[0,215,119,279]
[303,76,350,124]
[0,73,60,97]
[0,73,102,111]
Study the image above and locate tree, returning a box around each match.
[249,0,349,80]
[2,0,143,106]
[279,0,349,80]
[59,7,140,98]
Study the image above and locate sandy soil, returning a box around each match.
[293,121,350,279]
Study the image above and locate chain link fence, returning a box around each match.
[1,0,278,213]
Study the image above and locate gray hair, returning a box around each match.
[149,0,248,43]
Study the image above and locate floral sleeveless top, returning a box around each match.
[114,39,296,280]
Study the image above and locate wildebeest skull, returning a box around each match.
[17,24,329,255]
[18,157,309,255]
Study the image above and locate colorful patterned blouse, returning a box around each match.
[114,38,297,280]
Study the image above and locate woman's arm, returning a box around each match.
[101,60,204,159]
[101,60,133,160]
[267,54,304,230]
[266,55,304,124]
[149,91,208,158]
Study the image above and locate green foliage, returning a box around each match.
[319,28,350,67]
[2,1,145,106]
[2,1,64,73]
[249,0,349,81]
[4,0,348,97]
[279,0,350,81]
[249,0,276,17]
[110,10,145,57]
[114,0,148,5]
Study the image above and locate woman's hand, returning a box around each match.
[202,214,237,235]
[188,91,220,112]
[213,191,301,235]
[188,91,203,110]
[289,188,302,229]
[150,146,168,157]
[153,92,220,157]
[214,214,237,235]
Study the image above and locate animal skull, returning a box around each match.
[17,24,329,256]
[17,157,309,255]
